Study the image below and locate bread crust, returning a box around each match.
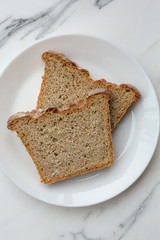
[36,51,106,109]
[97,79,141,129]
[36,51,141,130]
[43,162,113,184]
[7,88,111,128]
[7,89,114,184]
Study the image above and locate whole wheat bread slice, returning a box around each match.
[37,51,140,130]
[7,89,114,184]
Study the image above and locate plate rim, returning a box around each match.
[0,34,159,207]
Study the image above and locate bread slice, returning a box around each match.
[7,89,114,184]
[37,51,140,130]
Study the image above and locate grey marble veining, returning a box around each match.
[57,232,104,240]
[0,17,11,25]
[0,0,115,48]
[52,181,160,240]
[95,0,114,9]
[0,0,160,239]
[0,0,79,47]
[117,181,160,240]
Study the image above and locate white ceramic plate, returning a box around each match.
[0,35,159,207]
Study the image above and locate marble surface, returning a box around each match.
[0,0,160,239]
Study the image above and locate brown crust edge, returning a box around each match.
[36,51,141,130]
[7,88,111,129]
[111,84,141,129]
[96,79,141,129]
[36,51,104,109]
[7,89,114,184]
[96,79,141,101]
[43,161,113,184]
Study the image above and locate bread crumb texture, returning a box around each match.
[8,92,114,183]
[37,52,140,129]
